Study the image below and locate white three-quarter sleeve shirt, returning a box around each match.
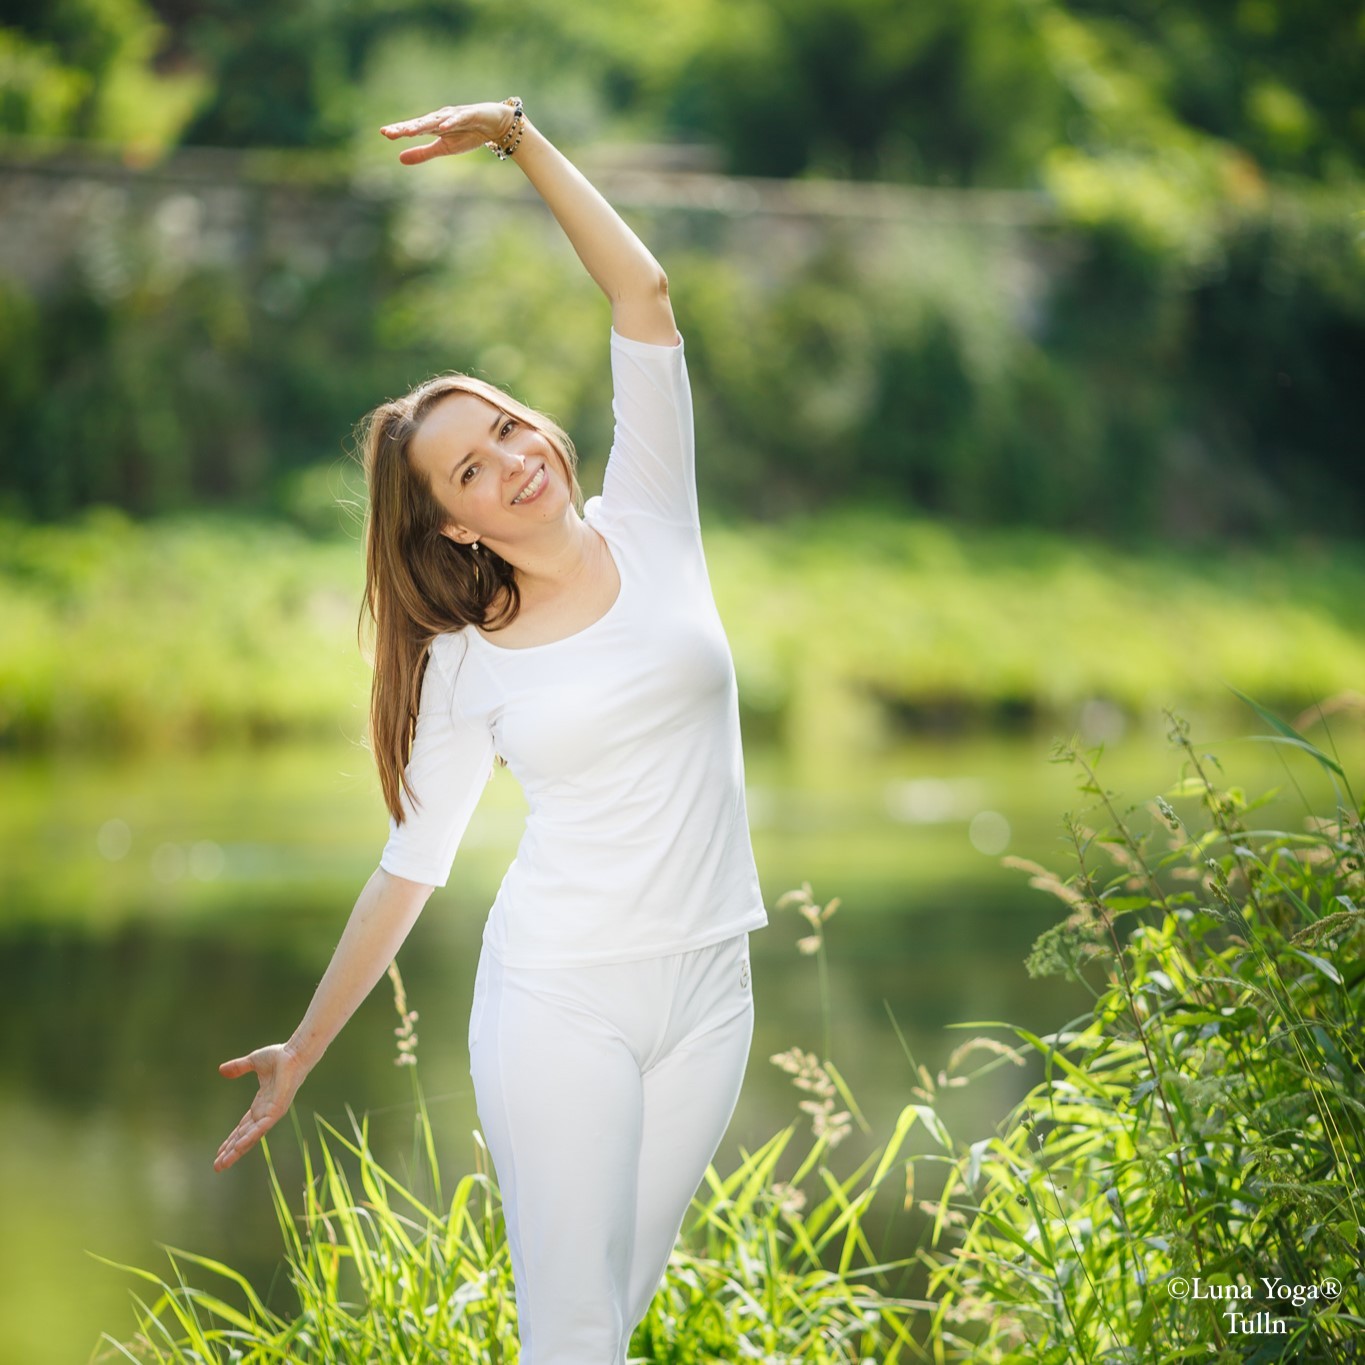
[378,328,769,968]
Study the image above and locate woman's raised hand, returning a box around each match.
[213,1043,309,1171]
[380,102,519,165]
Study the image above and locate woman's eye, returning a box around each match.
[461,464,479,484]
[500,419,516,438]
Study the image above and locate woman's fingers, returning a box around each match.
[380,108,455,138]
[380,104,504,164]
[215,1118,247,1169]
[218,1054,254,1079]
[216,1113,252,1169]
[214,1107,274,1171]
[215,1080,283,1170]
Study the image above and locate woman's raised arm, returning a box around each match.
[380,101,678,347]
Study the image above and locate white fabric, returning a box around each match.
[467,931,755,1363]
[379,328,769,967]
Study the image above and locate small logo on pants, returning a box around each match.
[740,960,749,988]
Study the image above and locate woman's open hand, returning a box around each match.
[380,102,519,165]
[214,1043,309,1171]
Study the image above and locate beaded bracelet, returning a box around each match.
[486,97,525,160]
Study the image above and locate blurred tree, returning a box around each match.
[10,0,1359,185]
[1,0,139,136]
[1064,0,1365,179]
[156,0,476,148]
[0,26,90,139]
[0,0,205,151]
[656,0,1067,184]
[2,0,1361,534]
[486,0,1363,186]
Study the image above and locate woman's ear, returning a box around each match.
[439,522,477,545]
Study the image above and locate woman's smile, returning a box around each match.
[511,463,547,505]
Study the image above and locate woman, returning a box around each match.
[213,97,769,1362]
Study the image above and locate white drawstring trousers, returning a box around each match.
[468,931,755,1365]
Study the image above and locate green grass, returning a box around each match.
[916,703,1365,1360]
[92,701,1364,1361]
[0,508,369,750]
[3,507,1363,755]
[709,514,1365,746]
[91,1021,925,1363]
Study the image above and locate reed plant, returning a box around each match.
[91,923,923,1362]
[916,693,1364,1361]
[93,694,1364,1361]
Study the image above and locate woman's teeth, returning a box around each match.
[512,467,545,504]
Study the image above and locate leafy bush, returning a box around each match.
[919,697,1364,1360]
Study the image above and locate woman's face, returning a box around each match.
[408,392,572,549]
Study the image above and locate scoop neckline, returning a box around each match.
[468,516,624,654]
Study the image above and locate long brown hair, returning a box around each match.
[355,373,582,823]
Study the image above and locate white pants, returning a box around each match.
[468,931,755,1365]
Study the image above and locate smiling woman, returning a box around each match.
[211,95,768,1365]
[354,368,587,814]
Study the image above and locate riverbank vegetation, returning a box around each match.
[94,703,1364,1359]
[2,508,1363,755]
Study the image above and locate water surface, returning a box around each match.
[1,716,1354,1361]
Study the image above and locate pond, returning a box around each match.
[0,711,1355,1362]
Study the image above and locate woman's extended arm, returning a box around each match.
[213,867,433,1172]
[380,102,678,347]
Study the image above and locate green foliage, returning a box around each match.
[3,0,1363,533]
[648,0,1067,184]
[646,0,1365,184]
[93,700,1364,1360]
[1,156,1362,535]
[919,709,1365,1359]
[0,509,368,749]
[92,1084,521,1361]
[0,0,205,151]
[93,1026,921,1361]
[0,26,90,137]
[1054,0,1365,181]
[3,509,1365,753]
[21,0,1353,185]
[171,0,473,151]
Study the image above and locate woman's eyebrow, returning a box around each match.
[449,411,507,481]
